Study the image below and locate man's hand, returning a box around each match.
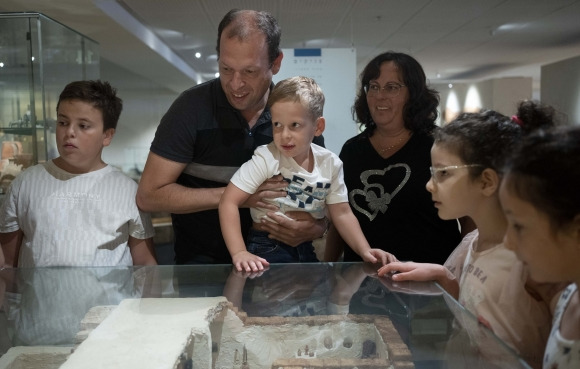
[255,211,326,246]
[242,175,287,210]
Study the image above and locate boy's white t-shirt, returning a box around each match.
[0,160,155,267]
[230,142,347,222]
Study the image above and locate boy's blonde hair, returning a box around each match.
[267,76,324,120]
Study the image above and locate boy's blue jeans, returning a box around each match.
[246,229,319,263]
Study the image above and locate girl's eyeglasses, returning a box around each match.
[429,164,483,183]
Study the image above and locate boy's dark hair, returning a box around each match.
[56,80,123,131]
[216,9,282,67]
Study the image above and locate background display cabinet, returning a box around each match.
[0,12,99,195]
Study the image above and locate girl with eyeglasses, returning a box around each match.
[500,126,580,369]
[378,100,564,368]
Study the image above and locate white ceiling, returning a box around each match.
[2,0,580,94]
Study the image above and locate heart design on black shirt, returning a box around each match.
[349,163,411,221]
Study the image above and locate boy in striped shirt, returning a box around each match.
[0,80,157,267]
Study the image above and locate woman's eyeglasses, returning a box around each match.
[364,82,406,97]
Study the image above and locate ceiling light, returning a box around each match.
[195,52,201,59]
[497,23,522,32]
[490,23,524,36]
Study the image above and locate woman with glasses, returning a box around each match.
[324,51,462,264]
[378,101,562,369]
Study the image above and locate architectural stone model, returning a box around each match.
[0,297,414,369]
[0,346,71,369]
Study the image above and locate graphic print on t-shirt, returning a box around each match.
[348,163,411,221]
[275,174,331,215]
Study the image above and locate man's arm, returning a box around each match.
[0,230,23,267]
[136,152,224,213]
[136,152,288,214]
[128,236,158,266]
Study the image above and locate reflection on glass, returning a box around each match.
[0,264,532,368]
[0,265,163,357]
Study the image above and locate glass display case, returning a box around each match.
[0,263,532,368]
[0,12,99,195]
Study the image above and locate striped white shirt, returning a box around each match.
[0,161,154,267]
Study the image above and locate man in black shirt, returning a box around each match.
[137,9,325,264]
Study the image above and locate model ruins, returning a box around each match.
[0,297,414,369]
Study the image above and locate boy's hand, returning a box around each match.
[232,250,270,273]
[361,249,398,265]
[229,268,268,279]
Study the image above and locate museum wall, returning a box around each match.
[541,55,580,126]
[434,77,533,125]
[99,58,178,176]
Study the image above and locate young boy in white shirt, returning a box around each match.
[219,76,396,272]
[0,80,157,267]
